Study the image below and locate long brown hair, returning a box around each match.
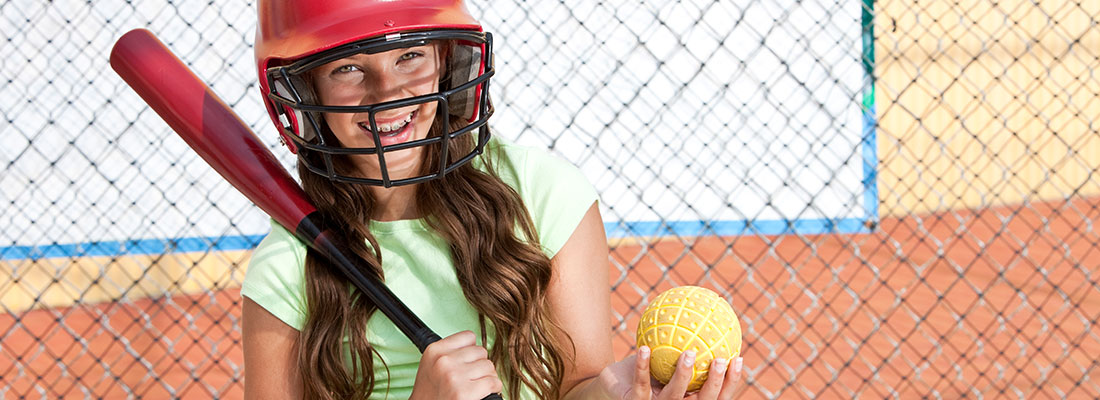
[295,43,572,400]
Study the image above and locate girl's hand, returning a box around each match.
[409,331,502,400]
[598,346,743,400]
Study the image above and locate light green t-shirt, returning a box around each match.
[241,137,598,399]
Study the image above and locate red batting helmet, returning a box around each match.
[255,0,494,187]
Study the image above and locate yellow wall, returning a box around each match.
[1,252,250,312]
[876,0,1100,215]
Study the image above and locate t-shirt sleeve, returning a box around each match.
[240,221,308,330]
[518,147,600,258]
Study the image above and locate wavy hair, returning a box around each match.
[294,42,572,400]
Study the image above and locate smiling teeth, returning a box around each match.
[364,113,413,134]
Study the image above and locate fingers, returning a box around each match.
[439,331,495,372]
[632,346,653,399]
[470,373,505,396]
[716,357,743,400]
[416,331,502,399]
[656,350,696,400]
[443,342,491,364]
[625,348,736,400]
[424,331,494,375]
[695,357,729,398]
[426,330,478,354]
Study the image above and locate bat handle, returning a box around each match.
[315,235,504,400]
[296,214,503,399]
[416,328,443,350]
[316,234,441,352]
[294,212,440,352]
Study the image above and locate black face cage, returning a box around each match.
[265,30,495,187]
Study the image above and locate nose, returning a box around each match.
[360,67,404,106]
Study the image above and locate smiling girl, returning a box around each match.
[240,1,742,399]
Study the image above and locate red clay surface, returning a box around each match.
[3,196,1099,398]
[0,290,244,399]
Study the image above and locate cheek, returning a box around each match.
[321,112,357,145]
[410,76,439,97]
[417,100,439,124]
[322,112,348,129]
[314,79,338,105]
[414,81,441,116]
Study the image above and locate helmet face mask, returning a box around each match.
[256,0,494,187]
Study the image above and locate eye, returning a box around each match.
[398,51,423,62]
[325,63,365,84]
[334,64,360,74]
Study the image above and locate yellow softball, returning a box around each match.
[636,286,742,392]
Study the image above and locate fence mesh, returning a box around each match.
[2,0,1099,398]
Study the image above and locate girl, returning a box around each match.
[241,0,743,399]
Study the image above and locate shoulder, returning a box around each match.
[480,136,591,195]
[480,136,599,258]
[241,220,308,330]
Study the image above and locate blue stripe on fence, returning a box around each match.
[603,218,870,238]
[1,218,875,260]
[0,235,267,260]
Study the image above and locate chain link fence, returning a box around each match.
[2,0,1098,398]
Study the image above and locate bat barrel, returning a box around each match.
[109,28,315,230]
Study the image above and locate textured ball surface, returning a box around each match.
[636,286,742,392]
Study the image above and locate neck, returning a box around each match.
[369,184,420,221]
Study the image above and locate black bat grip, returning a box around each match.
[297,213,503,399]
[315,237,440,350]
[292,212,436,350]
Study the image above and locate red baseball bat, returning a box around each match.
[109,28,495,384]
[108,27,441,345]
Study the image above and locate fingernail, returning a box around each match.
[733,357,743,374]
[683,350,696,366]
[713,358,728,373]
[639,346,650,360]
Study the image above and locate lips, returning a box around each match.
[359,110,417,147]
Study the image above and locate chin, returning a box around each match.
[352,146,426,182]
